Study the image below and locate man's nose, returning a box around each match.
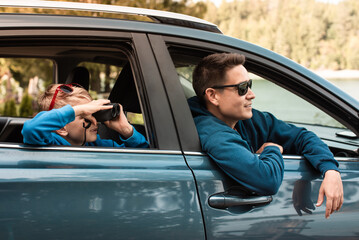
[246,87,255,99]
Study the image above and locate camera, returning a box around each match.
[93,103,120,122]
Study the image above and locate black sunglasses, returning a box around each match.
[205,79,252,96]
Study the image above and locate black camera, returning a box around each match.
[93,103,120,122]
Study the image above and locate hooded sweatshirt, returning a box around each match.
[188,96,339,195]
[22,104,149,148]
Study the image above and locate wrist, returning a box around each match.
[72,105,82,116]
[119,125,133,139]
[324,169,340,177]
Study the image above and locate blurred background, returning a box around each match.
[0,0,358,118]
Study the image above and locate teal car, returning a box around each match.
[0,1,358,239]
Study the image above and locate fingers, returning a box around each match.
[256,147,263,154]
[119,104,126,117]
[88,100,112,112]
[256,142,283,154]
[91,99,111,109]
[317,171,344,219]
[333,198,339,212]
[333,192,343,212]
[325,198,333,219]
[85,115,97,126]
[75,99,111,116]
[324,193,343,219]
[316,186,324,207]
[100,103,113,110]
[95,99,111,105]
[338,194,344,210]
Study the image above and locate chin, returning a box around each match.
[246,109,253,117]
[241,113,253,120]
[87,136,98,142]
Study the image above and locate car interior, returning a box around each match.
[0,41,148,146]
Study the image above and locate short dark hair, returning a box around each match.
[192,53,245,102]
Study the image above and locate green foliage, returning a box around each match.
[1,0,357,71]
[78,62,121,96]
[78,62,102,93]
[127,112,144,125]
[205,0,359,70]
[19,93,34,117]
[8,58,53,88]
[3,99,17,117]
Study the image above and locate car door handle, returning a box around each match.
[208,193,272,209]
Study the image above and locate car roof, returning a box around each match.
[0,0,221,33]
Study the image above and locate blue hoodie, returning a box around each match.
[188,96,339,195]
[22,104,149,148]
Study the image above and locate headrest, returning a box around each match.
[66,66,90,90]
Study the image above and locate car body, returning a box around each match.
[0,1,358,239]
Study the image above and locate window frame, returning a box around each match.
[0,29,180,151]
[152,35,359,153]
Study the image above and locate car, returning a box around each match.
[0,1,358,239]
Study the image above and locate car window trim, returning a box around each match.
[148,34,201,152]
[0,143,182,155]
[182,151,358,162]
[131,33,181,150]
[0,29,132,39]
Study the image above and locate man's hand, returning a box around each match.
[316,170,343,218]
[256,142,283,154]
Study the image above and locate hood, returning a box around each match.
[187,96,213,118]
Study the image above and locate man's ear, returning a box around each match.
[55,127,68,137]
[204,88,219,106]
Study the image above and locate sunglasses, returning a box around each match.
[207,79,252,96]
[48,83,83,110]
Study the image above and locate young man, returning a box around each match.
[188,52,343,218]
[22,83,148,148]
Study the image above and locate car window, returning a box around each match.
[168,47,344,129]
[0,43,147,145]
[168,46,209,99]
[176,65,196,99]
[0,57,53,117]
[250,73,344,128]
[77,62,144,125]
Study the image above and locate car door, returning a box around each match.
[0,26,205,239]
[149,33,359,239]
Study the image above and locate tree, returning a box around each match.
[205,0,359,70]
[9,58,53,89]
[19,93,34,117]
[3,99,17,117]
